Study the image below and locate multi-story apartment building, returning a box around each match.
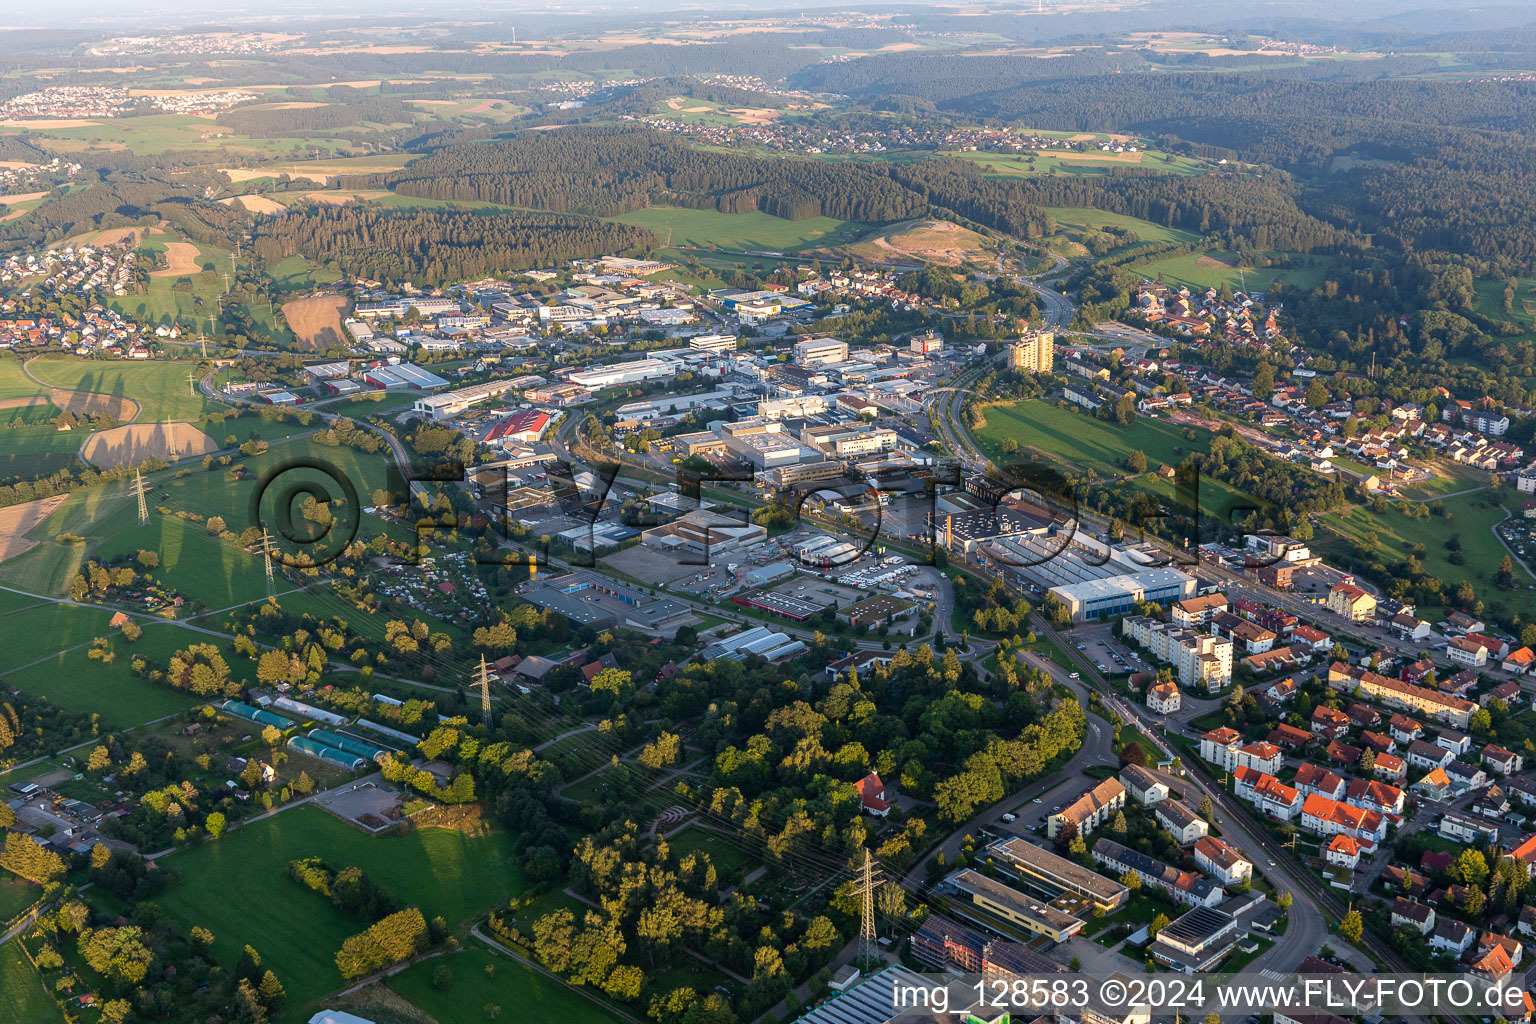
[1122,616,1234,692]
[1007,330,1054,373]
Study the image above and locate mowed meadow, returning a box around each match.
[152,806,527,1015]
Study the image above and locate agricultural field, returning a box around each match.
[26,357,213,423]
[385,946,614,1024]
[0,428,378,597]
[950,148,1205,178]
[111,236,233,329]
[282,294,349,350]
[1,622,203,726]
[0,358,43,401]
[610,204,868,251]
[0,115,354,158]
[0,600,128,667]
[266,253,346,296]
[217,154,417,186]
[91,515,270,610]
[0,424,83,482]
[974,399,1213,478]
[1124,249,1328,293]
[1041,207,1199,246]
[0,939,57,1024]
[152,805,527,1013]
[1315,489,1536,611]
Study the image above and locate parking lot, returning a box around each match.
[1071,624,1148,675]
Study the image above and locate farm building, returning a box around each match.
[220,700,295,730]
[271,697,347,726]
[288,735,364,770]
[309,729,390,763]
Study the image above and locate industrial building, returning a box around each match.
[800,423,898,458]
[411,378,523,420]
[986,836,1129,912]
[699,625,806,662]
[733,590,823,622]
[521,571,692,633]
[792,337,848,366]
[565,358,677,390]
[641,509,767,558]
[714,418,817,469]
[689,334,738,354]
[1148,905,1240,972]
[361,362,450,391]
[1046,568,1197,623]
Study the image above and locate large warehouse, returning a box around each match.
[565,358,677,390]
[1046,568,1197,623]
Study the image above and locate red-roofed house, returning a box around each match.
[1325,834,1363,869]
[857,772,892,816]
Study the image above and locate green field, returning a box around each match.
[0,358,43,401]
[0,432,399,598]
[1042,207,1199,246]
[975,399,1212,478]
[268,253,346,294]
[0,425,81,482]
[609,204,869,251]
[0,476,143,596]
[664,825,754,875]
[27,357,214,422]
[0,600,124,667]
[0,940,57,1024]
[1134,472,1267,530]
[153,805,527,1012]
[387,945,613,1024]
[1473,276,1536,343]
[0,877,39,921]
[2,623,202,726]
[1317,490,1535,607]
[955,149,1205,178]
[1,115,353,158]
[91,515,270,611]
[1126,249,1327,294]
[112,236,232,329]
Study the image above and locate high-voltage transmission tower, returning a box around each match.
[472,656,495,723]
[131,470,149,525]
[857,848,883,967]
[257,527,276,598]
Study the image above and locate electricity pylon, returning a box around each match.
[858,848,883,967]
[257,527,276,597]
[473,655,495,723]
[131,469,149,525]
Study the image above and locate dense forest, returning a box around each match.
[248,204,654,282]
[375,126,1351,258]
[380,125,927,222]
[790,63,1536,271]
